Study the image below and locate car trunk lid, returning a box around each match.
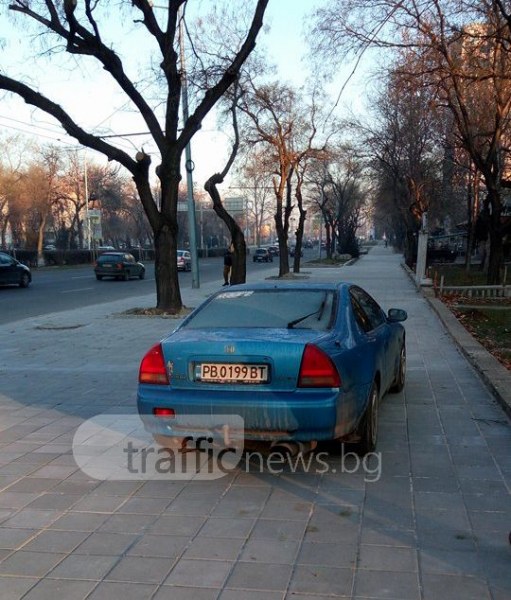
[161,328,327,392]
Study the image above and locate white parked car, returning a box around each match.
[177,250,192,271]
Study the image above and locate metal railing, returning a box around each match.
[438,276,510,299]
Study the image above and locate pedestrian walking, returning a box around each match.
[223,244,233,286]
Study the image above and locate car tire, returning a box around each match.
[96,274,103,281]
[123,271,130,281]
[139,269,145,280]
[19,273,30,288]
[354,382,379,456]
[187,264,192,272]
[389,344,406,393]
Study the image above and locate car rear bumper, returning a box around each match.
[95,268,125,276]
[137,386,354,441]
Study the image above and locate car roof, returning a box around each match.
[223,282,349,292]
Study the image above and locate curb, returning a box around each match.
[401,263,511,418]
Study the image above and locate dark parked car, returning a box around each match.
[253,248,273,263]
[177,250,192,272]
[0,252,31,288]
[94,252,145,281]
[427,245,457,264]
[138,282,407,456]
[267,245,279,257]
[289,246,303,257]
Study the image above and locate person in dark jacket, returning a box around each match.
[223,244,233,286]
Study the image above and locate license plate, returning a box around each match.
[198,363,268,383]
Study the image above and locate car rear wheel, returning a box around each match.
[19,273,30,288]
[389,345,406,393]
[354,382,379,456]
[139,269,145,280]
[96,274,103,281]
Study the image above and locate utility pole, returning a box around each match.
[179,9,200,288]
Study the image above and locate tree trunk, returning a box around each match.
[231,229,247,285]
[465,169,474,271]
[1,222,6,248]
[486,188,503,284]
[276,218,290,276]
[403,228,418,268]
[325,221,332,259]
[293,209,306,274]
[275,187,291,276]
[205,173,246,285]
[37,214,47,266]
[154,220,183,312]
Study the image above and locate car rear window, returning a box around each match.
[182,289,336,331]
[97,254,122,263]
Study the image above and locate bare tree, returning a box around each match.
[235,148,274,247]
[366,72,442,265]
[238,80,326,276]
[312,0,511,283]
[0,135,31,248]
[205,91,247,284]
[0,0,269,311]
[21,146,65,262]
[328,150,365,257]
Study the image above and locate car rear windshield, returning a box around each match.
[97,254,122,263]
[182,289,336,331]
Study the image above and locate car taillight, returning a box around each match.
[298,344,341,388]
[153,407,175,418]
[116,263,123,269]
[139,343,169,385]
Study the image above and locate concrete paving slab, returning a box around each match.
[0,244,510,599]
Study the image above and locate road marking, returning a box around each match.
[71,275,92,280]
[61,287,95,293]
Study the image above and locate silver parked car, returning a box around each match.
[177,250,192,271]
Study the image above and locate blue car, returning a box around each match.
[137,283,407,455]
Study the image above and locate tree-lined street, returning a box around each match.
[0,1,510,597]
[0,255,286,325]
[0,248,509,599]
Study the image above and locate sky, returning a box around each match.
[0,1,371,190]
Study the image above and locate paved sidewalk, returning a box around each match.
[0,246,510,599]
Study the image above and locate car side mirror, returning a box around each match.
[387,308,407,323]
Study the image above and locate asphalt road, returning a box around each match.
[0,254,288,325]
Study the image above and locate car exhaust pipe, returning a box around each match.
[270,440,317,457]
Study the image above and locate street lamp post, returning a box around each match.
[416,212,432,286]
[179,8,200,288]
